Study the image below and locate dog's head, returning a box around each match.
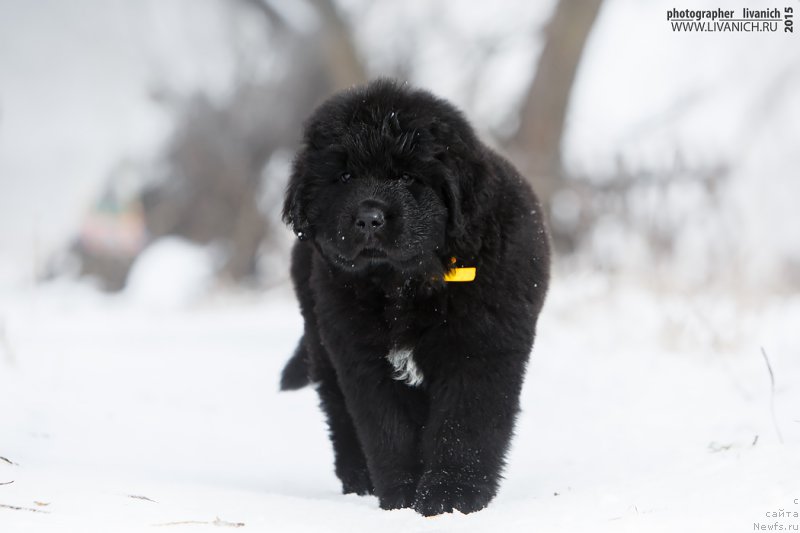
[283,80,485,277]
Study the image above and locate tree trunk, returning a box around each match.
[513,0,604,196]
[313,0,368,90]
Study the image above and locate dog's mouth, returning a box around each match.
[333,246,390,265]
[358,247,388,259]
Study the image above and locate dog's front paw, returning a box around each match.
[378,483,417,510]
[413,475,494,516]
[338,467,374,496]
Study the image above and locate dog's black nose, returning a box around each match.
[355,204,386,235]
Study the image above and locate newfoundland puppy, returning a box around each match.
[279,80,550,516]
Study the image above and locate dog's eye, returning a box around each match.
[400,173,413,184]
[340,172,352,183]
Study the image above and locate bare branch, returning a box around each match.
[152,517,244,528]
[237,0,286,29]
[128,494,158,503]
[760,347,784,444]
[0,503,49,514]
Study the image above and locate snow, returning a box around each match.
[124,237,217,310]
[1,276,798,531]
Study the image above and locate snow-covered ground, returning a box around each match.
[1,273,798,532]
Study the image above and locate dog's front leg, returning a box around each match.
[330,346,424,510]
[414,341,527,516]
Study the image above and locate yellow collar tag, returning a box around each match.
[444,257,476,282]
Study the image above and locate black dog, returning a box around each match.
[280,80,550,515]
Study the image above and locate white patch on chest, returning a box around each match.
[386,347,424,387]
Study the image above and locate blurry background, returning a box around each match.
[2,0,799,295]
[1,1,799,531]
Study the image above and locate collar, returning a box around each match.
[444,257,476,282]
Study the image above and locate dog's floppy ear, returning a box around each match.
[442,171,466,240]
[282,155,311,241]
[428,116,486,255]
[429,118,475,243]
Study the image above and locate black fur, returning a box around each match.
[280,339,310,390]
[280,80,550,515]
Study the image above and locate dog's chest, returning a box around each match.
[386,346,424,387]
[382,297,440,388]
[362,281,445,388]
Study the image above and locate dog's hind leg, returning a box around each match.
[315,362,374,496]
